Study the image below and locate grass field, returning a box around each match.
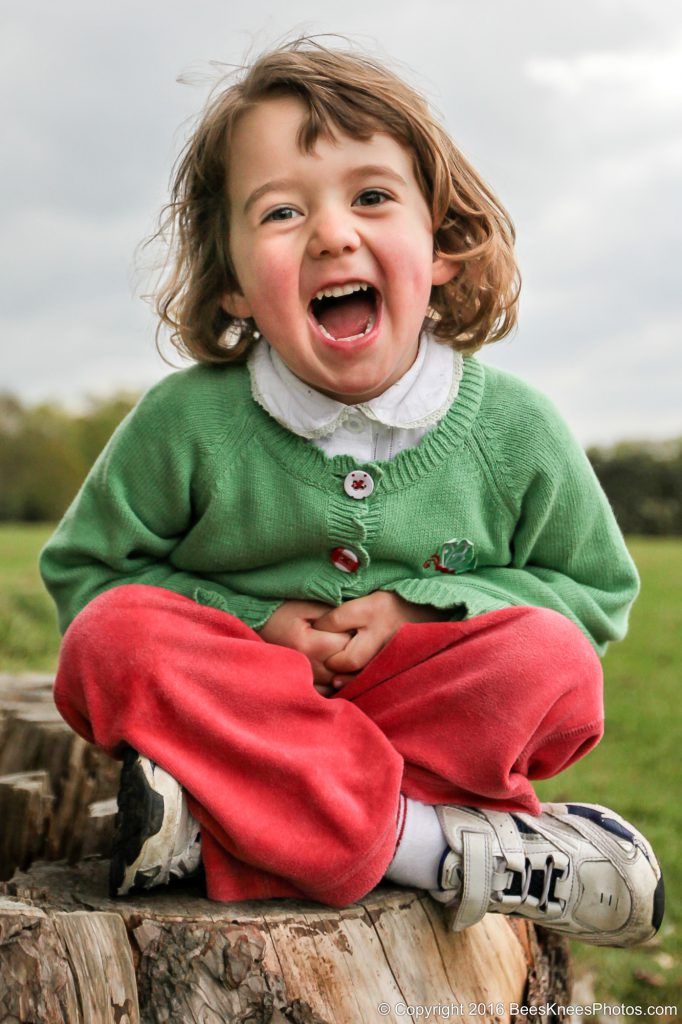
[1,524,680,1015]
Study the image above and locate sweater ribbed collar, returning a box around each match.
[241,354,486,492]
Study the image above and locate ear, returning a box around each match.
[431,256,461,287]
[220,290,253,319]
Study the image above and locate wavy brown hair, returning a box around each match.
[149,37,521,363]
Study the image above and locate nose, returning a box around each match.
[307,206,361,259]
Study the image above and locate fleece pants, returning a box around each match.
[53,584,604,907]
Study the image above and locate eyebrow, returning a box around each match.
[243,165,408,215]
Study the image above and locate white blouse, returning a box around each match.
[247,334,463,462]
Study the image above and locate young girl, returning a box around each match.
[40,39,663,947]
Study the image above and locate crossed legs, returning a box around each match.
[54,584,603,905]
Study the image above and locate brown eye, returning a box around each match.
[354,190,390,207]
[263,206,299,223]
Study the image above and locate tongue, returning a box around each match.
[316,293,374,340]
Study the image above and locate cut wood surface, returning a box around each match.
[0,673,572,1024]
[2,859,570,1024]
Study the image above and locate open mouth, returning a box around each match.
[308,282,379,343]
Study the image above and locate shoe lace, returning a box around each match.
[498,855,567,917]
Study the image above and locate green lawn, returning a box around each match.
[0,523,61,671]
[535,537,681,1014]
[1,525,680,1013]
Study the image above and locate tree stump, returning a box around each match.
[0,675,572,1023]
[0,673,117,877]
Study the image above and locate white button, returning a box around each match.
[345,414,364,434]
[343,470,375,499]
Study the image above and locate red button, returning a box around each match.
[330,547,360,573]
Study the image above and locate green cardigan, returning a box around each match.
[40,357,639,654]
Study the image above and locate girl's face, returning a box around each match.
[223,95,458,404]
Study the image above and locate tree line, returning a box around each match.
[1,392,681,535]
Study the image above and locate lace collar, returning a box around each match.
[247,333,463,440]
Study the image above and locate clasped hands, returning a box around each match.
[257,592,447,697]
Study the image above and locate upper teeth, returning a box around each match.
[314,281,371,301]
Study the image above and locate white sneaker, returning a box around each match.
[109,748,202,896]
[430,802,664,947]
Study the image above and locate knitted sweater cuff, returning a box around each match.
[193,586,283,631]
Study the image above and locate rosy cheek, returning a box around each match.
[394,261,433,302]
[383,227,433,292]
[255,250,295,302]
[267,267,294,300]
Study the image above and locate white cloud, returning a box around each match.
[1,0,680,446]
[482,310,682,445]
[525,38,682,108]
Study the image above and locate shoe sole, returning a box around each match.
[109,748,180,897]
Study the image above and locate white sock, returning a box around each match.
[384,796,448,889]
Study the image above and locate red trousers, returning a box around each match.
[54,585,603,906]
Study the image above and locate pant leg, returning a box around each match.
[54,584,404,906]
[55,587,602,905]
[342,605,604,815]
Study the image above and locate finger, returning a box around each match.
[305,627,353,662]
[325,628,383,674]
[314,684,335,698]
[313,599,366,633]
[298,601,336,620]
[311,658,341,688]
[331,674,356,690]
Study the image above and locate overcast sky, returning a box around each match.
[2,0,681,445]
